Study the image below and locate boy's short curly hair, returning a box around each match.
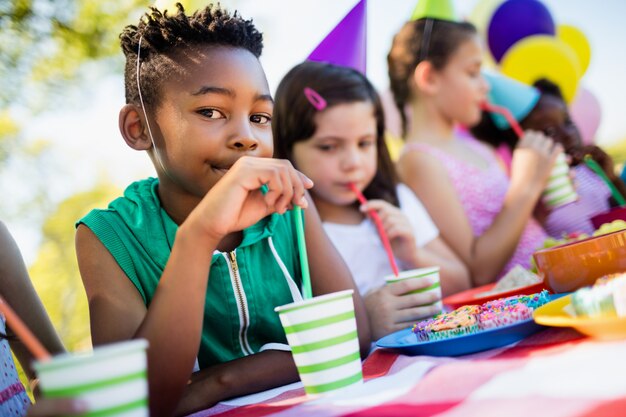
[120,3,263,110]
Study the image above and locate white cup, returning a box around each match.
[542,152,578,209]
[34,339,149,416]
[385,266,443,313]
[275,289,362,396]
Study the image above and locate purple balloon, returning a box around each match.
[488,0,555,62]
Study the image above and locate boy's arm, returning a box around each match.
[76,223,216,417]
[174,350,298,415]
[0,221,65,381]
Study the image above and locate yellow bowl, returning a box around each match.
[533,294,626,340]
[533,230,626,293]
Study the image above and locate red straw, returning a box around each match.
[348,183,400,277]
[480,101,524,139]
[0,295,51,362]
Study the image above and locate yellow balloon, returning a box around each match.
[468,0,504,37]
[153,0,211,14]
[558,24,591,76]
[500,35,581,103]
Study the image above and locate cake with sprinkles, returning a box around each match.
[412,291,550,341]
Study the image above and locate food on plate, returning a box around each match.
[412,290,550,341]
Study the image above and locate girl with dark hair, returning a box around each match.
[388,17,558,286]
[472,77,626,237]
[274,61,469,340]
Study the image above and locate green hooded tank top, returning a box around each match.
[78,178,303,369]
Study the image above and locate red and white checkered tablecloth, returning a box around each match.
[189,328,626,417]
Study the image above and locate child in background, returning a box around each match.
[273,61,470,340]
[472,76,626,237]
[387,16,558,287]
[0,221,85,416]
[75,5,370,416]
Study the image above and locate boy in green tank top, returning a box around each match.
[75,4,370,416]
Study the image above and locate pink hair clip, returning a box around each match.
[303,87,327,111]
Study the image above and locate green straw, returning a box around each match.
[294,206,313,299]
[584,155,626,206]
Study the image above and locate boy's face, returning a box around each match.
[150,46,273,198]
[521,94,582,153]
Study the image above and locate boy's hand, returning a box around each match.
[188,157,313,243]
[364,279,441,340]
[359,200,419,267]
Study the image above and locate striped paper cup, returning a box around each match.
[34,339,149,417]
[275,289,362,396]
[385,266,443,312]
[542,153,578,209]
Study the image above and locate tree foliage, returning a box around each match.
[28,182,121,350]
[0,0,148,110]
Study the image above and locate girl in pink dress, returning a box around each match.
[387,17,557,285]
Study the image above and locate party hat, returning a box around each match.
[483,72,540,130]
[307,0,367,74]
[411,0,457,21]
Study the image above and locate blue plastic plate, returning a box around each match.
[375,318,542,356]
[376,294,566,357]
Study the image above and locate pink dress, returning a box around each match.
[403,138,547,279]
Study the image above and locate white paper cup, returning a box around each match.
[275,289,362,396]
[34,339,149,417]
[385,266,443,312]
[542,152,578,209]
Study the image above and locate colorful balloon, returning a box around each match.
[153,0,208,13]
[558,24,592,76]
[570,86,601,145]
[500,35,581,103]
[487,0,556,62]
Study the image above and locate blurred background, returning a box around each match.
[1,0,625,356]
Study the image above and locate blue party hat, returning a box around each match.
[483,72,540,129]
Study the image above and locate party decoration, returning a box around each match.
[154,0,206,13]
[558,24,592,76]
[482,72,540,130]
[570,86,602,145]
[307,0,367,74]
[411,0,457,21]
[487,0,555,62]
[468,0,504,37]
[500,35,581,103]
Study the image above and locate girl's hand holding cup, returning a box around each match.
[510,130,561,193]
[365,276,442,340]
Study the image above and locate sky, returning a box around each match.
[9,0,626,263]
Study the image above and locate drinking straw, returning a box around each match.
[348,183,400,277]
[480,101,524,139]
[0,295,51,361]
[293,206,313,299]
[584,155,626,206]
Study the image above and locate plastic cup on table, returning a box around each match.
[542,152,578,209]
[33,339,149,416]
[384,266,443,313]
[275,289,363,396]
